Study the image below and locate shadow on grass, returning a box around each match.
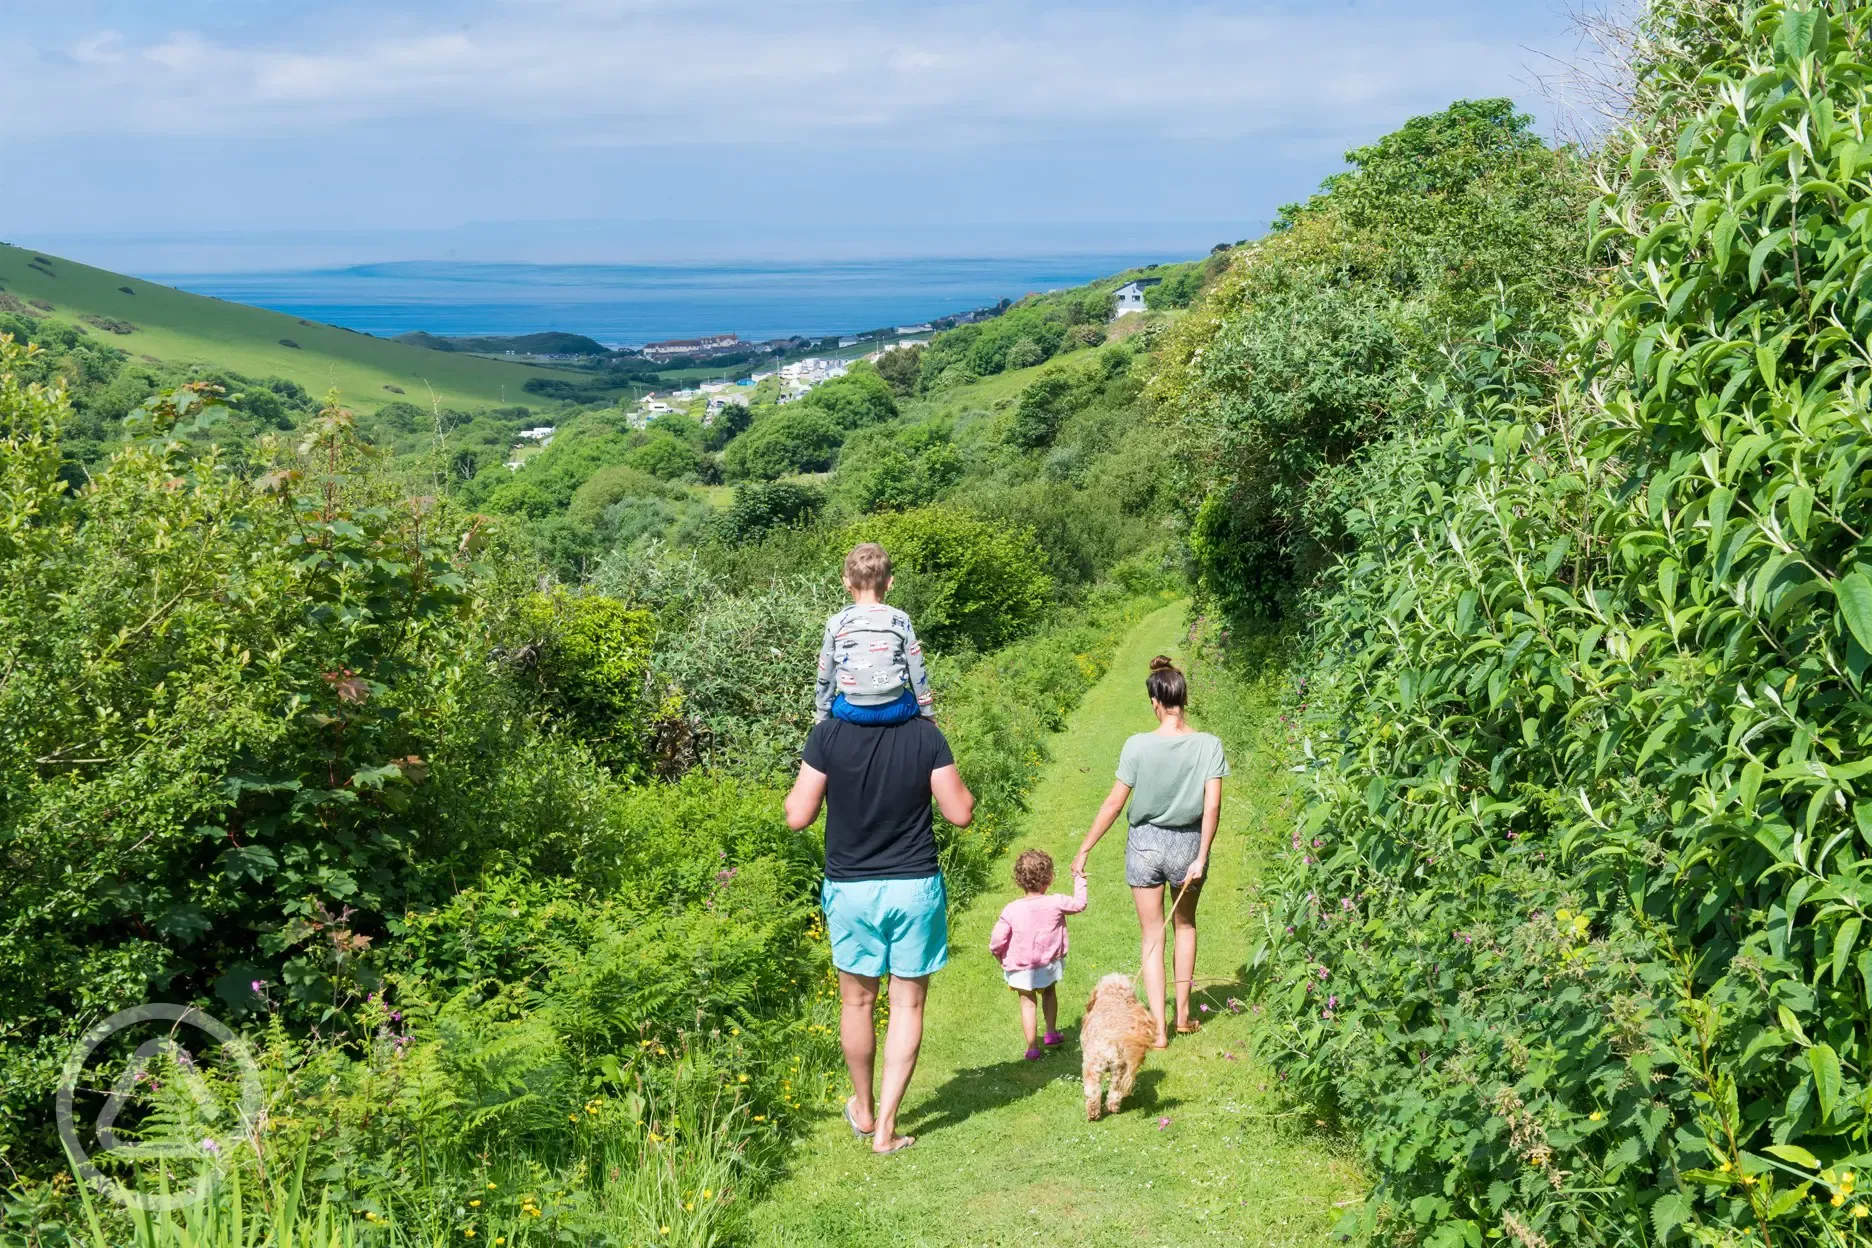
[901,1036,1194,1139]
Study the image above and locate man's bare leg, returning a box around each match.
[838,971,880,1132]
[873,974,928,1152]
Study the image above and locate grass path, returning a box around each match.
[750,603,1360,1247]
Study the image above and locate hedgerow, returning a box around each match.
[1246,4,1872,1243]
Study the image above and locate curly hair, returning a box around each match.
[1012,848,1054,893]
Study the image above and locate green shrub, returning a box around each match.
[512,591,657,774]
[566,463,664,528]
[623,431,701,480]
[793,365,897,430]
[713,480,824,545]
[1249,8,1872,1244]
[847,507,1053,652]
[719,409,840,480]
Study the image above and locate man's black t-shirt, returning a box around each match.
[802,717,955,881]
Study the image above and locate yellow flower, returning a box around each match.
[737,1074,749,1084]
[496,1240,506,1246]
[487,1182,497,1190]
[702,1189,713,1200]
[684,1202,694,1211]
[1833,1193,1846,1207]
[660,1227,671,1236]
[470,1199,481,1208]
[753,1114,766,1123]
[1853,1204,1868,1218]
[1589,1111,1603,1122]
[1718,1160,1732,1173]
[364,1211,380,1222]
[464,1230,477,1239]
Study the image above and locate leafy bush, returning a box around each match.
[719,409,841,480]
[1246,8,1872,1245]
[846,507,1053,652]
[1155,97,1590,626]
[793,365,897,430]
[713,480,825,545]
[623,431,701,480]
[512,591,657,774]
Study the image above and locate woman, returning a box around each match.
[1070,655,1228,1048]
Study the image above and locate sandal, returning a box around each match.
[1023,1046,1043,1061]
[874,1135,916,1156]
[1176,1019,1203,1035]
[1042,1030,1064,1048]
[844,1097,874,1139]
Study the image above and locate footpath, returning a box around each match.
[751,603,1359,1247]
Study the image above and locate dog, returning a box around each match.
[1080,972,1156,1120]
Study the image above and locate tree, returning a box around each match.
[874,344,923,395]
[1009,372,1073,449]
[847,507,1052,652]
[719,409,841,480]
[797,366,897,430]
[713,480,824,544]
[623,432,700,480]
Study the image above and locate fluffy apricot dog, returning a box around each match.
[1080,972,1156,1120]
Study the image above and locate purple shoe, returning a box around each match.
[1042,1030,1064,1048]
[1024,1046,1043,1061]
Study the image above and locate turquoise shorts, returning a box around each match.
[821,875,949,979]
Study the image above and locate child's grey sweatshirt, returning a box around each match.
[813,603,935,722]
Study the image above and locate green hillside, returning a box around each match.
[0,243,583,410]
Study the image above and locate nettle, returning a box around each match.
[1257,3,1872,1244]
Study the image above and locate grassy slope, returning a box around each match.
[750,603,1358,1247]
[0,243,583,410]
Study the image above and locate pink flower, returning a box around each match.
[1199,1003,1210,1013]
[249,980,264,993]
[1155,1116,1171,1130]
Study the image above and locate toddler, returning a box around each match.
[814,543,934,726]
[989,849,1088,1059]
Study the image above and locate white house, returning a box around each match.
[1111,278,1161,316]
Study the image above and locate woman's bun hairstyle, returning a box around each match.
[1145,655,1187,709]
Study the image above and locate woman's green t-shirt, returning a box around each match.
[1116,731,1230,828]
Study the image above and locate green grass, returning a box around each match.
[0,244,585,411]
[749,603,1359,1247]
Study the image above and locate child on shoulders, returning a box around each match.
[814,543,934,727]
[989,849,1088,1059]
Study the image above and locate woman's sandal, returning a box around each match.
[844,1097,874,1140]
[1176,1019,1203,1035]
[874,1135,916,1156]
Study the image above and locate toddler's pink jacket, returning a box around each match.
[988,873,1088,971]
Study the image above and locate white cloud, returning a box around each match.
[5,0,1557,148]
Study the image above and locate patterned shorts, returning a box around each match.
[1124,822,1202,888]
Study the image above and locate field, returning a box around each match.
[0,243,586,411]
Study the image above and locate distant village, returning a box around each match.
[497,277,1166,461]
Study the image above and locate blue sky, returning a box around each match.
[2,1,1587,271]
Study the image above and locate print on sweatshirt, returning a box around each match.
[813,603,934,721]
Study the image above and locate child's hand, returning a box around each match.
[1071,866,1087,879]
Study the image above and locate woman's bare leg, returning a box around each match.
[1171,877,1204,1030]
[1131,885,1169,1047]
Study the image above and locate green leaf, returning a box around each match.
[1713,212,1740,272]
[1835,571,1872,652]
[1788,484,1814,540]
[1780,8,1819,61]
[1650,1192,1692,1243]
[1834,917,1862,984]
[1809,1044,1842,1120]
[1764,1142,1822,1169]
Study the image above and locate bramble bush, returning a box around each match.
[1245,4,1872,1243]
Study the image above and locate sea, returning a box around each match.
[152,255,1182,347]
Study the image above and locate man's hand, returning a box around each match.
[1182,857,1206,885]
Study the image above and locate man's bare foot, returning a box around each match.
[873,1134,916,1155]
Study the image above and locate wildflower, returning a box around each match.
[1156,1116,1171,1130]
[753,1115,766,1122]
[702,1189,713,1200]
[1834,1193,1846,1207]
[685,1202,695,1211]
[470,1199,481,1208]
[487,1182,497,1190]
[1854,1204,1867,1218]
[1589,1111,1603,1122]
[496,1240,506,1246]
[737,1074,748,1083]
[1327,995,1338,1009]
[250,979,264,993]
[660,1227,671,1236]
[365,1212,381,1223]
[1199,1004,1210,1013]
[464,1230,476,1239]
[1718,1160,1732,1173]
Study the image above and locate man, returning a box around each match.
[784,709,974,1155]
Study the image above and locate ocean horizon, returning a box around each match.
[149,255,1187,347]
